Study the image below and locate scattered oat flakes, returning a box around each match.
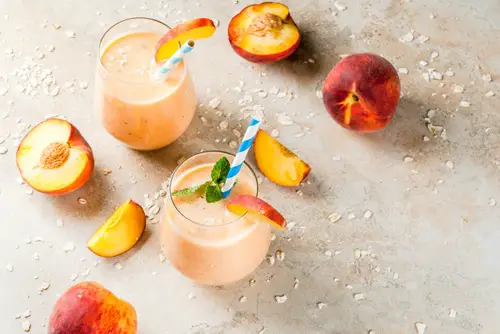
[415,322,426,334]
[267,255,275,266]
[328,212,342,223]
[22,320,31,332]
[293,278,299,289]
[453,85,464,93]
[158,252,166,263]
[249,278,256,286]
[445,70,454,77]
[398,68,409,74]
[114,263,123,270]
[277,113,293,125]
[353,293,365,300]
[419,60,428,66]
[65,31,75,38]
[274,294,288,303]
[315,89,323,99]
[239,296,248,303]
[38,281,50,292]
[70,273,78,281]
[482,73,492,82]
[363,210,373,219]
[334,2,347,11]
[393,272,399,279]
[404,156,414,163]
[63,242,75,252]
[317,302,327,309]
[459,100,470,108]
[485,90,495,97]
[6,263,13,272]
[276,250,285,261]
[347,213,356,220]
[416,35,430,43]
[56,219,64,227]
[324,250,332,256]
[422,73,430,82]
[423,136,430,142]
[345,284,353,289]
[270,129,280,138]
[430,51,439,59]
[399,31,414,43]
[445,161,454,169]
[488,198,496,207]
[22,310,31,318]
[449,308,457,318]
[78,197,87,204]
[229,141,238,149]
[354,249,361,259]
[33,253,40,260]
[208,97,221,109]
[431,71,443,80]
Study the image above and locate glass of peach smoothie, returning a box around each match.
[161,151,272,286]
[95,17,197,151]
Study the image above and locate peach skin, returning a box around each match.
[228,195,286,230]
[16,118,94,195]
[322,53,400,132]
[48,282,137,334]
[155,18,216,63]
[87,199,146,258]
[254,129,310,187]
[228,2,300,63]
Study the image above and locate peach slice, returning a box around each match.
[87,200,146,258]
[228,2,300,63]
[228,195,286,230]
[155,18,216,63]
[254,130,310,187]
[48,282,137,334]
[16,118,94,195]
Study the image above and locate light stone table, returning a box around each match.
[1,0,500,333]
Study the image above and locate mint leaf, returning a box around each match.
[211,157,231,184]
[172,181,211,197]
[205,185,223,203]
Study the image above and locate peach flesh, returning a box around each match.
[322,53,400,132]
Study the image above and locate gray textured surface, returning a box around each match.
[1,0,500,333]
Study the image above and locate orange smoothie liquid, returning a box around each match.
[161,154,272,285]
[95,30,196,150]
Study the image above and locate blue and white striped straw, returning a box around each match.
[154,40,195,81]
[221,116,262,199]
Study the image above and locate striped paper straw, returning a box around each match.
[221,116,262,199]
[154,40,195,81]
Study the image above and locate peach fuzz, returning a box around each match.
[48,282,137,334]
[322,53,400,132]
[87,199,146,258]
[16,118,94,195]
[254,129,310,187]
[228,2,300,63]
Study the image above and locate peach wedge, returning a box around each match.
[87,200,146,258]
[254,130,310,187]
[228,195,286,230]
[155,18,216,63]
[16,118,94,195]
[228,2,300,63]
[48,282,137,334]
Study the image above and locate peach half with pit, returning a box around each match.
[322,53,401,132]
[254,129,310,187]
[16,118,94,195]
[228,2,300,63]
[48,282,137,334]
[87,199,146,258]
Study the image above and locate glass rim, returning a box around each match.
[97,17,187,86]
[168,150,259,228]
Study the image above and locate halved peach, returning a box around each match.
[16,118,94,195]
[228,195,286,230]
[254,130,310,186]
[87,200,146,258]
[228,2,300,63]
[155,18,216,63]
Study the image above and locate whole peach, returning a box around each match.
[322,53,400,132]
[48,282,137,334]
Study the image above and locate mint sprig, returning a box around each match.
[172,157,231,203]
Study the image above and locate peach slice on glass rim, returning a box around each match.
[254,130,310,187]
[228,2,300,63]
[155,18,216,63]
[16,118,94,195]
[227,195,286,230]
[87,200,146,258]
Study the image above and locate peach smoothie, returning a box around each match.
[95,18,197,150]
[161,152,272,286]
